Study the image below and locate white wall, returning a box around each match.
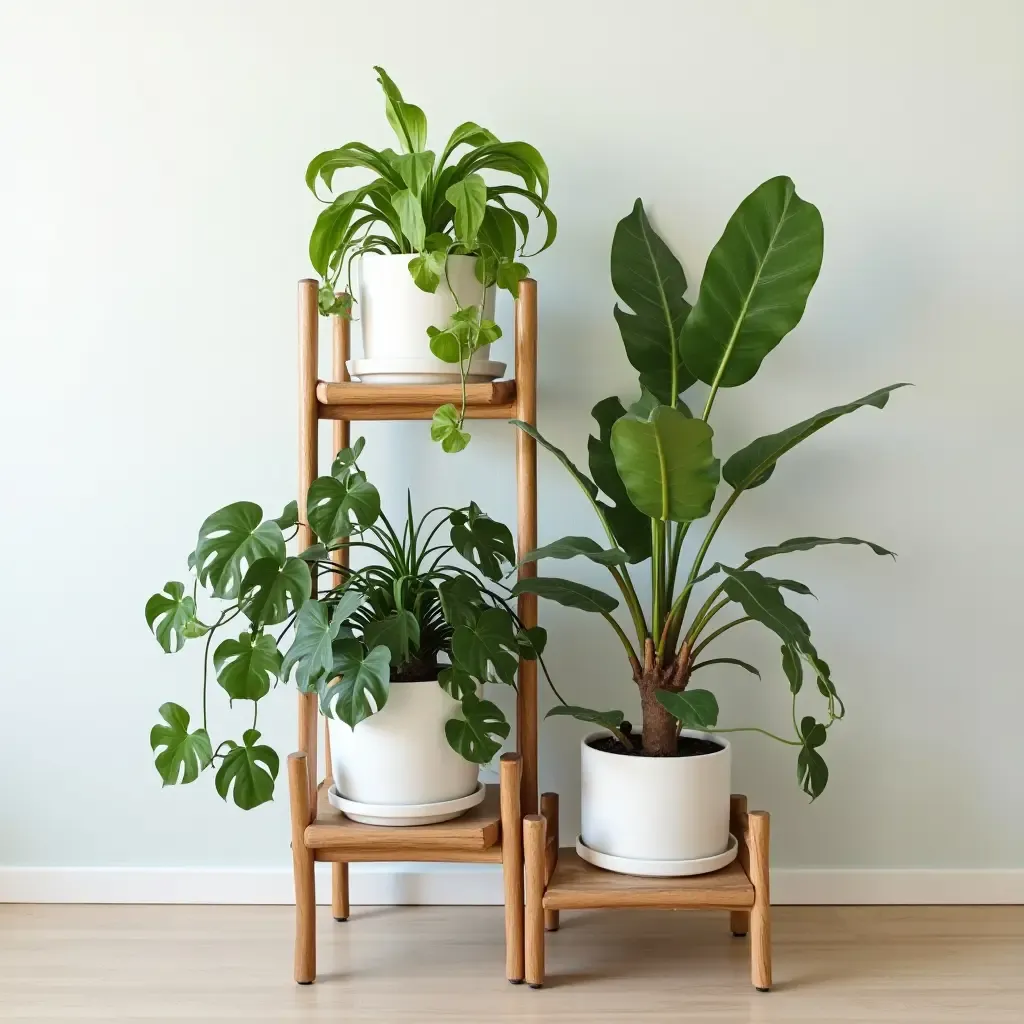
[2,0,1022,891]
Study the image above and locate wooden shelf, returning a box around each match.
[541,849,755,911]
[316,380,517,421]
[304,783,504,863]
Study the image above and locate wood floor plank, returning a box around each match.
[0,904,1020,1021]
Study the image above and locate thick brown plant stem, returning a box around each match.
[635,647,690,756]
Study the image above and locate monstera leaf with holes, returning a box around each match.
[150,704,212,786]
[449,503,515,581]
[213,632,281,702]
[215,730,280,809]
[445,693,510,764]
[146,582,204,653]
[194,502,285,600]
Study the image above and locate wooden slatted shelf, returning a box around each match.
[316,379,517,420]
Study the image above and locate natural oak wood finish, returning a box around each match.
[729,793,749,937]
[748,810,772,990]
[541,792,559,932]
[317,378,516,414]
[317,401,516,421]
[500,754,524,983]
[287,753,316,984]
[524,814,546,988]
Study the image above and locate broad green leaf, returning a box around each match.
[430,404,470,453]
[308,186,373,276]
[321,641,391,726]
[438,574,484,628]
[781,643,803,693]
[510,576,618,614]
[496,259,529,296]
[517,625,547,660]
[452,608,519,686]
[281,601,340,692]
[438,666,477,700]
[392,188,426,251]
[215,729,279,810]
[610,199,694,404]
[331,436,365,477]
[689,657,761,679]
[521,536,628,567]
[449,503,515,581]
[446,174,487,248]
[329,589,366,628]
[272,501,298,530]
[478,205,518,261]
[213,632,281,702]
[679,176,824,388]
[305,143,401,196]
[145,582,198,654]
[408,249,447,292]
[428,327,462,363]
[373,66,427,152]
[462,141,549,200]
[391,151,434,195]
[587,398,651,563]
[745,535,895,563]
[195,502,285,600]
[363,610,420,666]
[150,703,212,785]
[439,121,499,166]
[610,405,720,522]
[655,688,720,730]
[724,384,909,491]
[307,471,381,543]
[545,705,625,731]
[238,556,311,627]
[488,186,557,255]
[797,718,829,799]
[445,693,510,764]
[298,542,329,563]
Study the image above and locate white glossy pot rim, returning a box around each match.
[582,729,730,760]
[359,251,479,263]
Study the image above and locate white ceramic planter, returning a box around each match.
[579,730,732,873]
[357,253,496,376]
[327,678,479,825]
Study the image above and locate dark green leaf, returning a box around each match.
[145,582,199,654]
[517,625,547,660]
[796,723,829,800]
[655,688,720,729]
[238,557,311,627]
[781,643,803,693]
[307,471,381,543]
[446,174,488,248]
[452,608,519,685]
[445,693,510,764]
[213,632,281,702]
[545,705,625,731]
[331,437,365,476]
[150,703,212,785]
[610,199,694,403]
[272,501,298,530]
[689,657,761,679]
[521,536,628,567]
[299,542,329,563]
[438,574,484,628]
[195,502,285,600]
[723,385,910,491]
[373,66,427,153]
[321,641,391,726]
[281,601,342,692]
[438,666,477,700]
[215,729,279,810]
[744,535,896,564]
[679,176,824,388]
[449,503,515,580]
[363,610,420,666]
[478,205,518,261]
[511,419,597,501]
[611,405,720,522]
[511,576,618,614]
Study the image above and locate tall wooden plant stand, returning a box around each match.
[523,794,772,990]
[287,277,540,986]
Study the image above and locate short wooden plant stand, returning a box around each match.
[286,278,540,986]
[523,794,772,990]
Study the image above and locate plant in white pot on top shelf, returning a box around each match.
[307,66,556,453]
[511,177,906,875]
[145,437,544,823]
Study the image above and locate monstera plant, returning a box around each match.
[512,176,906,801]
[145,438,542,809]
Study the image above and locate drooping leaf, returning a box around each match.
[373,66,427,153]
[438,574,484,628]
[545,705,625,732]
[723,385,910,491]
[610,199,694,404]
[781,643,803,694]
[195,503,285,600]
[438,666,477,700]
[331,436,366,477]
[510,576,618,614]
[488,185,557,255]
[452,608,519,686]
[439,121,499,166]
[307,471,381,543]
[321,641,391,726]
[308,186,375,275]
[213,632,281,702]
[655,688,720,730]
[391,188,426,251]
[238,557,311,627]
[363,610,420,666]
[445,693,510,764]
[797,717,829,799]
[460,141,550,200]
[610,405,720,522]
[430,403,471,453]
[408,249,447,292]
[478,205,518,261]
[449,503,515,581]
[517,625,547,660]
[445,173,488,248]
[145,582,199,654]
[678,176,824,388]
[745,535,896,565]
[215,729,280,810]
[496,259,529,296]
[689,657,761,679]
[281,601,341,692]
[305,142,402,197]
[150,703,212,786]
[272,501,298,530]
[298,542,329,563]
[520,535,629,567]
[511,420,598,500]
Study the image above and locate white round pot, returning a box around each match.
[358,253,496,374]
[579,730,732,873]
[327,678,479,825]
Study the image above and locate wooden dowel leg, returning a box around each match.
[729,794,749,936]
[524,814,546,988]
[748,810,772,991]
[730,910,749,937]
[288,753,316,985]
[500,753,524,983]
[332,863,349,923]
[540,792,559,932]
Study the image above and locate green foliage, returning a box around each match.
[150,704,212,786]
[449,503,515,581]
[215,730,279,810]
[214,632,281,702]
[655,688,720,730]
[445,693,511,764]
[145,582,202,654]
[238,557,310,626]
[519,536,629,567]
[511,576,618,614]
[320,642,392,726]
[194,502,285,600]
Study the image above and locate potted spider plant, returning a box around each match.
[511,177,906,875]
[145,437,542,823]
[307,66,556,453]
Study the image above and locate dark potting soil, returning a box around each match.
[588,733,723,758]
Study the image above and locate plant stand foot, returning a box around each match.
[508,979,524,985]
[297,980,313,986]
[528,983,543,990]
[333,916,348,923]
[732,931,747,938]
[756,986,770,993]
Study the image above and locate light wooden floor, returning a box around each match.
[2,904,1021,1022]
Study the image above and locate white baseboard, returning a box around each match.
[2,865,1022,905]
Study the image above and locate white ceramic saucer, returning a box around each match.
[575,832,739,877]
[327,781,486,827]
[347,358,506,385]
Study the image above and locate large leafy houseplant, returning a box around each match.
[512,177,905,798]
[145,438,543,809]
[307,67,556,452]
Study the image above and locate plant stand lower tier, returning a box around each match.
[523,793,771,991]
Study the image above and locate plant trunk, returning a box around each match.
[638,673,679,756]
